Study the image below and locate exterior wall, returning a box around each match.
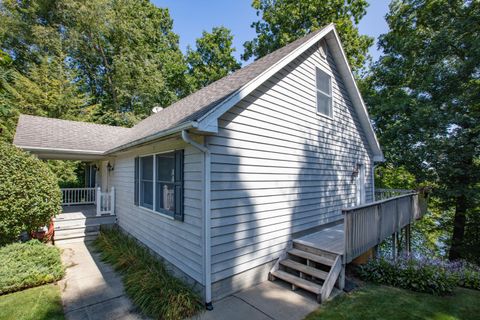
[207,40,374,290]
[110,137,205,287]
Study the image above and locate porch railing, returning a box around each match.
[96,187,115,216]
[343,192,427,263]
[61,188,96,205]
[60,187,115,216]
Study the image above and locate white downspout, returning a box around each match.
[181,130,213,310]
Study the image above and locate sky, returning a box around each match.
[152,0,390,65]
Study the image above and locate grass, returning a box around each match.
[0,240,65,294]
[305,284,480,320]
[0,284,64,320]
[93,227,202,320]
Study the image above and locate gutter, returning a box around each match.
[181,130,213,310]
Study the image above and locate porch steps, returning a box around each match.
[269,241,344,303]
[54,210,115,244]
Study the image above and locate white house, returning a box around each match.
[14,24,425,306]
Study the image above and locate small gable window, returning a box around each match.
[316,68,332,117]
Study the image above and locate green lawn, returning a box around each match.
[0,284,64,320]
[305,285,480,320]
[0,240,64,294]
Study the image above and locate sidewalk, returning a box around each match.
[57,241,145,320]
[192,281,319,320]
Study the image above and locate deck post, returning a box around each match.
[111,187,115,216]
[392,232,398,260]
[336,265,345,291]
[405,224,411,254]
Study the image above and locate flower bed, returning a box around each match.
[357,255,480,295]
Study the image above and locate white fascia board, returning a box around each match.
[15,145,105,155]
[196,23,336,132]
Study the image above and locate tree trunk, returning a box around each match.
[449,194,467,260]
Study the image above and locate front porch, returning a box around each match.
[55,186,117,243]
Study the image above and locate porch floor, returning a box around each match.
[57,205,98,220]
[294,223,344,255]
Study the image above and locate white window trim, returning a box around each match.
[315,66,334,119]
[138,150,177,218]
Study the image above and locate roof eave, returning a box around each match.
[106,121,199,154]
[14,145,107,160]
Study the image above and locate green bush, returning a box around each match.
[357,256,458,295]
[0,141,61,245]
[0,240,64,294]
[94,228,202,320]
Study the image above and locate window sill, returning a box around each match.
[138,205,175,221]
[316,111,334,121]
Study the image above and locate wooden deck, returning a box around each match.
[293,192,428,261]
[294,223,345,255]
[58,205,98,220]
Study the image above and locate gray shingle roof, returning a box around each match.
[119,28,324,148]
[14,27,326,154]
[13,115,131,153]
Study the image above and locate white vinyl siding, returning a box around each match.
[110,139,204,284]
[207,41,374,284]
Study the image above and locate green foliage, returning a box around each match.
[0,284,64,320]
[46,160,84,188]
[186,27,241,91]
[375,164,417,190]
[0,240,64,294]
[357,256,458,295]
[94,228,202,320]
[363,0,480,261]
[0,141,61,245]
[243,0,373,72]
[305,284,480,320]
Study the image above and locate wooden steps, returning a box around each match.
[269,241,344,303]
[270,270,322,294]
[54,210,115,244]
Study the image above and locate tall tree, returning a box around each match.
[186,27,241,91]
[363,0,480,261]
[242,0,373,72]
[0,0,190,126]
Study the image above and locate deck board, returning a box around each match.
[294,224,345,255]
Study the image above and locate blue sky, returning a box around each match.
[153,0,390,65]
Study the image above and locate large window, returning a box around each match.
[316,67,332,117]
[134,150,184,221]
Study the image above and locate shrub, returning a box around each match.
[0,240,64,294]
[0,141,61,245]
[94,228,202,320]
[357,255,458,295]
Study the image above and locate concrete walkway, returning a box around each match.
[192,281,319,320]
[58,241,321,320]
[57,242,145,320]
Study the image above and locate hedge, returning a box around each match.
[0,141,61,245]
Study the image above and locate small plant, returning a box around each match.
[357,255,459,295]
[0,240,64,294]
[0,141,61,245]
[94,228,202,320]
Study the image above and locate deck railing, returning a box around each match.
[61,188,96,205]
[343,192,427,263]
[375,188,414,201]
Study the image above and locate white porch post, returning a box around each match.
[96,187,101,216]
[111,187,115,215]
